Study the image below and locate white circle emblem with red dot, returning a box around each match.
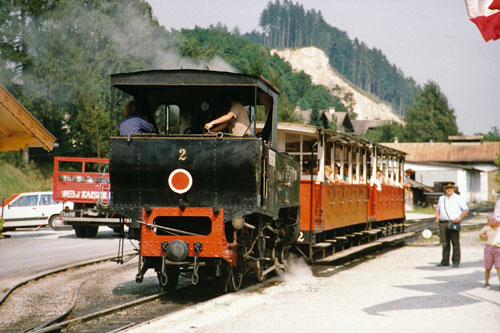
[168,169,193,194]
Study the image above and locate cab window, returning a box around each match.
[154,104,180,134]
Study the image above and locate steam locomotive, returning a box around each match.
[108,69,406,292]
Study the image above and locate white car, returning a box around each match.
[1,191,74,231]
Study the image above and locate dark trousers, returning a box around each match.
[438,221,460,265]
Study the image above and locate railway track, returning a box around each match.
[27,277,227,333]
[0,254,134,307]
[1,210,489,333]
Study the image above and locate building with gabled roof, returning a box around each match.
[383,136,499,203]
[294,108,355,133]
[0,84,56,151]
[350,119,393,135]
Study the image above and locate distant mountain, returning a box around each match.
[273,47,404,124]
[244,1,419,115]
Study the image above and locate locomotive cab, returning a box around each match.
[109,70,300,291]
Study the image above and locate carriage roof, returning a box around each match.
[257,122,406,158]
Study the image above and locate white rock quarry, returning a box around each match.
[272,47,404,124]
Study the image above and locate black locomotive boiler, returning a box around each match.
[109,70,300,291]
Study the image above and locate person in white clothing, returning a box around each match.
[204,90,250,136]
[435,182,469,267]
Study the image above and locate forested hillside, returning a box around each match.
[243,0,419,115]
[0,0,346,163]
[0,0,471,171]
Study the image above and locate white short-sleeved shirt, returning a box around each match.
[480,225,500,247]
[436,193,469,221]
[228,103,250,136]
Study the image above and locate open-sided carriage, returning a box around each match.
[262,122,406,262]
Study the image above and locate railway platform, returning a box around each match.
[128,213,499,333]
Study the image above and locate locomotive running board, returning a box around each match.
[314,232,415,263]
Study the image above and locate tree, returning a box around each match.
[308,109,322,127]
[250,0,419,113]
[277,95,298,122]
[476,126,500,142]
[404,81,458,142]
[363,123,406,143]
[0,0,165,161]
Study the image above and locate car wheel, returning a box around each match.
[49,215,61,229]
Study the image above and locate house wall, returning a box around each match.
[463,169,481,203]
[466,164,498,202]
[409,163,456,187]
[405,162,481,204]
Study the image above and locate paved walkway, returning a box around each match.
[129,222,500,333]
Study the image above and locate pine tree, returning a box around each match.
[308,109,322,127]
[404,81,458,142]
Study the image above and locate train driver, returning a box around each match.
[204,90,250,136]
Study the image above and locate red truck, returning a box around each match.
[52,156,125,237]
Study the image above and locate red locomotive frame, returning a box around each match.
[140,207,237,264]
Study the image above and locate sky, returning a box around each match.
[146,0,500,136]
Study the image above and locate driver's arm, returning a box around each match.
[211,122,228,132]
[204,112,234,131]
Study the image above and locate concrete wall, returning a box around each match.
[405,162,481,204]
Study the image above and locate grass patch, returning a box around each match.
[408,206,436,215]
[0,161,52,199]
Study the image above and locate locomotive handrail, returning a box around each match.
[138,221,202,237]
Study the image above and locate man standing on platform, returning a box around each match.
[435,182,469,267]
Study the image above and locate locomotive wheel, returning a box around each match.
[227,265,243,292]
[274,243,288,272]
[158,266,180,292]
[256,260,267,282]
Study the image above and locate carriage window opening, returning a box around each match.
[302,138,318,176]
[284,133,318,177]
[346,146,353,184]
[285,133,300,152]
[284,133,301,165]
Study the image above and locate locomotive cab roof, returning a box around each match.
[110,69,280,146]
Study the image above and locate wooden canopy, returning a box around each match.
[0,84,56,151]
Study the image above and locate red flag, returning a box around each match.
[465,0,500,41]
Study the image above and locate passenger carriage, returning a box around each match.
[256,122,406,262]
